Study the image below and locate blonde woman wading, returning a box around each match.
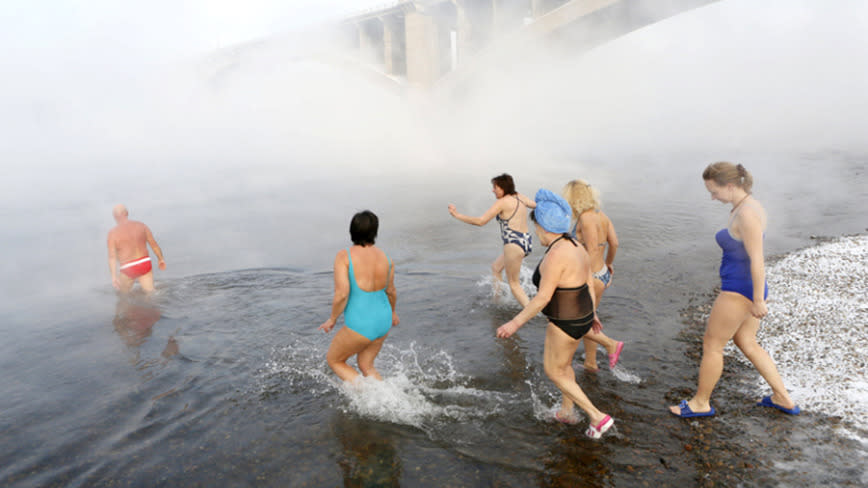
[562,180,624,373]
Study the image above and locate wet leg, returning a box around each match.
[733,317,796,410]
[669,293,747,415]
[544,323,607,426]
[503,244,529,307]
[326,327,372,383]
[583,277,610,370]
[138,271,156,294]
[491,254,505,300]
[357,334,388,380]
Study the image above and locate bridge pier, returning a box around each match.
[405,11,441,86]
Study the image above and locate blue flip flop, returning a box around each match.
[757,395,801,415]
[671,400,716,418]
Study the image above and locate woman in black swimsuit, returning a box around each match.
[496,189,615,439]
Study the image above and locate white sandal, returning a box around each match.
[585,415,614,439]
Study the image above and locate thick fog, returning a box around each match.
[1,0,866,302]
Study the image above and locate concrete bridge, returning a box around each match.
[341,0,720,88]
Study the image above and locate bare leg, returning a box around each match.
[357,334,389,381]
[138,271,156,294]
[669,292,747,415]
[544,323,608,427]
[491,253,505,299]
[733,317,796,410]
[326,326,374,383]
[503,244,530,307]
[117,274,135,294]
[583,277,618,369]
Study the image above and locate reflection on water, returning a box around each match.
[113,295,179,366]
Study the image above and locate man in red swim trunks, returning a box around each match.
[107,204,166,294]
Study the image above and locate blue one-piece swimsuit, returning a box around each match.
[715,229,768,301]
[344,249,393,341]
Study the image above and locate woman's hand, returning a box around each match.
[392,311,400,327]
[592,315,603,334]
[496,320,521,338]
[319,318,336,333]
[448,204,457,217]
[750,300,768,319]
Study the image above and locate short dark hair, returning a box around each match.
[491,173,516,195]
[350,210,378,245]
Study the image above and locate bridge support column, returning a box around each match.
[382,16,406,77]
[405,11,440,86]
[357,19,383,64]
[451,1,473,67]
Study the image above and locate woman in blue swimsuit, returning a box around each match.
[319,211,399,383]
[448,174,537,306]
[670,162,799,418]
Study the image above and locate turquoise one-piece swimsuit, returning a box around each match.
[344,248,393,341]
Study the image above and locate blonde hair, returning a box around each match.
[702,161,754,193]
[562,179,601,219]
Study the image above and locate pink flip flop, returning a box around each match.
[585,415,614,439]
[608,342,624,369]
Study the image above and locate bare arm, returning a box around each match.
[739,209,767,318]
[107,233,119,289]
[145,226,166,270]
[496,254,561,338]
[448,199,502,226]
[605,219,618,267]
[319,251,350,333]
[386,260,399,326]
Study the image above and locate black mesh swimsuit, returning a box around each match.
[532,236,596,340]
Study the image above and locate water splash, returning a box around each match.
[475,264,538,309]
[260,339,521,431]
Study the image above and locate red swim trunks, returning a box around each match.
[120,256,152,279]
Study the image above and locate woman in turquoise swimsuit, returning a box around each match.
[448,173,537,306]
[669,162,799,418]
[319,211,399,383]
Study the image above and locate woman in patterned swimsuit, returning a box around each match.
[449,173,537,307]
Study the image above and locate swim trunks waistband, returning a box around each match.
[120,256,152,279]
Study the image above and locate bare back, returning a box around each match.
[541,237,593,289]
[576,210,611,270]
[348,245,391,292]
[108,220,151,262]
[497,193,533,234]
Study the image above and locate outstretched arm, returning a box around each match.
[319,250,350,333]
[448,200,502,226]
[145,226,166,270]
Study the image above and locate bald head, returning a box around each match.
[112,204,129,222]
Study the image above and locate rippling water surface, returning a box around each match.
[1,150,865,487]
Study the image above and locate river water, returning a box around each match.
[2,2,867,487]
